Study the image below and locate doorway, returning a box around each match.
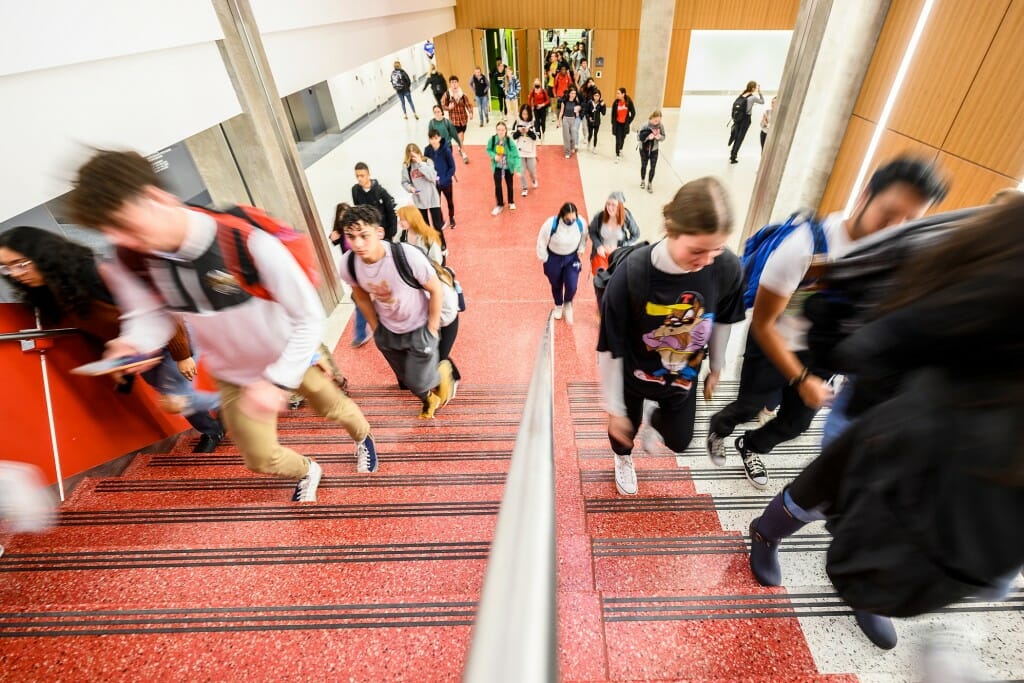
[480,29,526,117]
[539,29,591,90]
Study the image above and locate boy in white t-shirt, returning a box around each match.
[339,205,455,419]
[707,157,950,489]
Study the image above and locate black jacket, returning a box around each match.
[424,72,447,97]
[584,99,607,126]
[351,180,398,241]
[610,97,636,133]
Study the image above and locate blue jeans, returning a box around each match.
[543,251,582,306]
[397,89,416,115]
[140,349,221,435]
[353,307,369,342]
[822,378,853,451]
[475,95,489,124]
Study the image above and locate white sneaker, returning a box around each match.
[509,203,517,210]
[491,206,503,216]
[641,424,662,455]
[292,459,323,502]
[553,305,563,320]
[564,301,574,325]
[757,408,777,426]
[533,180,538,189]
[706,431,727,467]
[613,454,638,496]
[564,154,570,159]
[521,189,528,197]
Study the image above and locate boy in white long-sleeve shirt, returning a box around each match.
[67,150,375,503]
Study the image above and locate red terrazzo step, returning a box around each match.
[0,597,476,682]
[0,548,488,606]
[581,468,700,498]
[585,494,725,538]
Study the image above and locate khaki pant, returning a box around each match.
[217,366,370,479]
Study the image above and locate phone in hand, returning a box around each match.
[72,354,162,376]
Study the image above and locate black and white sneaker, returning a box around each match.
[355,435,378,473]
[736,437,769,489]
[292,459,323,502]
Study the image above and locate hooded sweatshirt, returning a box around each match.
[352,179,398,241]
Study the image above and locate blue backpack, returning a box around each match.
[550,216,585,236]
[741,211,828,309]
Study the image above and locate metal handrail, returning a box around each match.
[0,327,80,343]
[463,313,557,683]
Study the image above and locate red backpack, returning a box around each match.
[189,204,321,300]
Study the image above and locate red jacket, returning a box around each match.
[553,72,572,98]
[528,87,550,108]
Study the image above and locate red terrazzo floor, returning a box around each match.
[0,146,849,681]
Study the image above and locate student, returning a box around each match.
[487,121,522,216]
[490,60,508,117]
[504,70,521,113]
[597,178,745,496]
[400,143,445,250]
[469,67,490,127]
[330,202,370,347]
[583,89,606,152]
[511,104,539,197]
[428,104,469,165]
[339,205,455,419]
[747,197,1024,650]
[423,64,447,109]
[351,162,398,242]
[553,65,573,101]
[575,58,592,88]
[536,202,587,325]
[0,226,225,454]
[760,95,778,149]
[610,88,636,162]
[558,88,583,159]
[729,81,764,163]
[638,110,667,193]
[528,79,551,139]
[67,149,376,502]
[424,129,457,231]
[588,191,640,308]
[396,205,444,266]
[707,157,949,489]
[390,60,418,120]
[441,76,474,156]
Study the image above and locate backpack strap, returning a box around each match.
[389,242,425,291]
[346,251,358,287]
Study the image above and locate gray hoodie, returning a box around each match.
[400,159,440,210]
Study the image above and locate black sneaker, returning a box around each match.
[194,432,224,453]
[736,437,769,489]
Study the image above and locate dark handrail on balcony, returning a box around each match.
[463,313,557,683]
[0,327,79,343]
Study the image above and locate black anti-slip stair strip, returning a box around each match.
[56,500,501,526]
[0,601,479,637]
[93,472,507,493]
[145,450,512,467]
[0,541,492,572]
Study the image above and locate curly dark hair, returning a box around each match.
[0,226,112,325]
[339,204,383,230]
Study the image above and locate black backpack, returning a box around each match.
[593,242,651,315]
[730,95,748,123]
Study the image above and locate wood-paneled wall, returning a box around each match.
[820,0,1023,215]
[437,0,800,110]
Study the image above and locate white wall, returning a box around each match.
[682,30,792,95]
[326,45,433,131]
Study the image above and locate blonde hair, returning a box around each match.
[662,177,733,237]
[396,205,441,249]
[403,143,424,166]
[649,110,662,120]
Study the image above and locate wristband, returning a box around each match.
[788,367,809,387]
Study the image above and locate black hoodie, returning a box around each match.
[351,179,398,241]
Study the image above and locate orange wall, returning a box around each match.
[1,304,187,488]
[820,0,1023,214]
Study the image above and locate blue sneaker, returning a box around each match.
[351,336,370,348]
[355,434,378,473]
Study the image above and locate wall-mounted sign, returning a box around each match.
[595,57,604,67]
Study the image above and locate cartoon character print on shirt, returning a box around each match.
[634,291,714,391]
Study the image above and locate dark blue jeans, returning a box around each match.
[543,251,582,306]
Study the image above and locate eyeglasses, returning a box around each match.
[0,258,33,276]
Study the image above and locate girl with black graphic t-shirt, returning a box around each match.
[597,177,745,496]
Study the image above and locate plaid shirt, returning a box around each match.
[442,90,473,127]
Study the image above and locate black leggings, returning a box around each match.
[731,117,751,160]
[787,418,856,513]
[493,168,514,207]
[438,315,462,381]
[640,149,659,182]
[533,106,548,135]
[438,182,455,222]
[587,120,601,147]
[610,383,697,456]
[614,127,628,156]
[419,207,446,250]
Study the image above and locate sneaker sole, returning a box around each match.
[743,467,770,490]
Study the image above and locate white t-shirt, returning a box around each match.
[758,212,854,350]
[339,243,434,334]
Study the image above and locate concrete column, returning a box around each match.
[743,0,891,240]
[206,0,341,307]
[634,0,676,121]
[184,123,252,207]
